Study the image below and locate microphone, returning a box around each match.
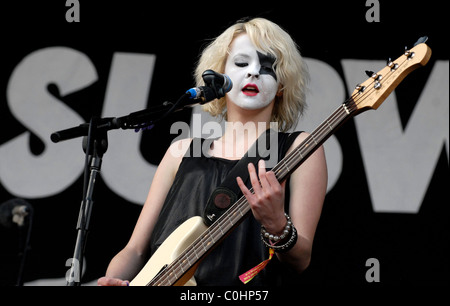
[0,198,32,228]
[186,70,233,103]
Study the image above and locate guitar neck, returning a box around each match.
[273,100,356,182]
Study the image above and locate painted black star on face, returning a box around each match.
[257,51,277,81]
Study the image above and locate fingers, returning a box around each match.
[236,176,251,197]
[236,162,260,205]
[97,277,129,286]
[248,162,262,194]
[259,160,282,190]
[257,160,270,190]
[236,160,282,201]
[253,160,278,192]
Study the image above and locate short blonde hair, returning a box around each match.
[195,17,308,132]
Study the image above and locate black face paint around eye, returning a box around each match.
[257,51,277,81]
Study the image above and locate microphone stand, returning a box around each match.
[66,116,107,286]
[59,93,195,286]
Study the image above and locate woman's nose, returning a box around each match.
[246,65,260,79]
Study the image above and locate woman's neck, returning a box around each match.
[208,99,275,159]
[212,116,272,160]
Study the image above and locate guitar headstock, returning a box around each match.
[350,38,432,113]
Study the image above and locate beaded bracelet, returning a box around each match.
[260,213,298,253]
[261,213,292,242]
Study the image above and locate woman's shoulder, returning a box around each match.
[155,138,194,179]
[166,137,193,160]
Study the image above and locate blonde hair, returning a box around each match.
[195,17,308,132]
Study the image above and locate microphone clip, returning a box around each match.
[202,70,228,99]
[186,69,232,103]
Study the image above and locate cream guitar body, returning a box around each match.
[130,216,207,286]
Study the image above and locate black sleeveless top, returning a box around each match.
[149,132,301,286]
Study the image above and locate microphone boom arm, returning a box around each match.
[50,93,193,143]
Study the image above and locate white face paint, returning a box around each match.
[224,34,279,111]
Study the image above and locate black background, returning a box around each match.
[0,0,448,286]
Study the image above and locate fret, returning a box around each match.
[226,210,235,227]
[205,239,212,248]
[230,210,239,225]
[297,147,304,159]
[203,231,211,247]
[326,119,334,132]
[282,159,291,173]
[208,231,216,244]
[168,270,176,285]
[202,240,208,253]
[169,274,176,286]
[311,134,319,145]
[342,103,351,114]
[194,249,199,259]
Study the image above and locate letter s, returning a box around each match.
[0,47,98,198]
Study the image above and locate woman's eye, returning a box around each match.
[235,62,248,67]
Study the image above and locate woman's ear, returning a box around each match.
[276,84,283,97]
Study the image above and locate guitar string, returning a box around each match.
[151,54,409,286]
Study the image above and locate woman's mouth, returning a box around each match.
[242,84,259,96]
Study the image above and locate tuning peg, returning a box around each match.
[404,46,412,56]
[387,58,399,70]
[355,84,366,93]
[414,36,428,47]
[387,58,394,68]
[365,70,377,78]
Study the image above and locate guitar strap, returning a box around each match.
[203,129,300,226]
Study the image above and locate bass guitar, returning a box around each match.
[130,38,432,286]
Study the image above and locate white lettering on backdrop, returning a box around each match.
[0,48,448,212]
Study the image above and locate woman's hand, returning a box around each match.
[97,277,129,286]
[236,159,287,235]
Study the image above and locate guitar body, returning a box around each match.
[130,216,207,286]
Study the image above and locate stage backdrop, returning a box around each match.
[0,1,448,286]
